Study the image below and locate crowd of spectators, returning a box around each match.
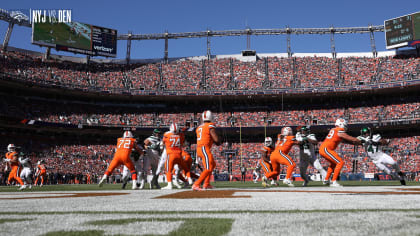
[1,136,418,185]
[1,93,418,127]
[1,51,419,94]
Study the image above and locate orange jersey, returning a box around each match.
[37,164,46,173]
[182,150,192,162]
[6,151,18,167]
[115,137,137,156]
[163,132,184,154]
[275,135,297,154]
[196,122,216,147]
[321,127,345,150]
[261,145,274,158]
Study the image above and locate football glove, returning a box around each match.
[357,136,370,144]
[372,134,381,143]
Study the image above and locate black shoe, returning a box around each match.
[398,172,406,186]
[122,182,127,189]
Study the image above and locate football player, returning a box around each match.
[260,137,278,187]
[99,131,144,189]
[141,129,162,189]
[192,110,221,191]
[266,127,299,187]
[121,149,142,189]
[358,127,406,185]
[296,126,327,186]
[4,144,25,189]
[18,152,33,190]
[319,118,362,187]
[161,123,192,189]
[252,162,261,183]
[34,160,47,186]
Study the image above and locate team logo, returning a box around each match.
[9,10,29,22]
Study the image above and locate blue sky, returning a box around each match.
[1,0,418,59]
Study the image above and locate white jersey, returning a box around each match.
[296,132,317,158]
[364,134,383,155]
[19,157,32,169]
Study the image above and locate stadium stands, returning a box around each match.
[1,136,418,185]
[0,49,419,185]
[1,50,419,94]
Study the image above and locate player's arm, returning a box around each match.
[372,134,389,145]
[210,128,221,146]
[134,141,144,155]
[338,132,362,145]
[144,138,151,149]
[260,148,270,162]
[307,134,318,145]
[9,153,19,165]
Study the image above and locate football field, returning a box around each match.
[0,181,420,236]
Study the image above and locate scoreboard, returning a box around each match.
[91,25,117,57]
[32,19,117,57]
[385,11,420,49]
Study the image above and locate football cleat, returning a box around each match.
[192,185,203,191]
[330,181,343,187]
[173,181,182,189]
[162,182,173,190]
[323,180,330,185]
[203,184,215,190]
[302,180,309,187]
[139,180,145,189]
[18,185,27,190]
[283,179,294,187]
[261,176,268,188]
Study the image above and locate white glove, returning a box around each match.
[295,132,303,142]
[3,159,11,163]
[372,134,381,143]
[357,136,369,143]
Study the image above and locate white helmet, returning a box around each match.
[123,131,133,138]
[169,123,178,133]
[335,118,348,129]
[264,137,272,147]
[281,127,293,136]
[202,110,213,122]
[7,144,15,152]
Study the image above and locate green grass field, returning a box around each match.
[0,180,418,192]
[1,180,420,235]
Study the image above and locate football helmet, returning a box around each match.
[300,126,310,134]
[153,129,161,137]
[264,137,272,147]
[123,131,133,138]
[360,127,370,137]
[7,144,15,152]
[281,127,293,136]
[335,118,348,129]
[169,123,178,133]
[202,110,213,122]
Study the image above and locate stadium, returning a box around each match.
[0,3,420,236]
